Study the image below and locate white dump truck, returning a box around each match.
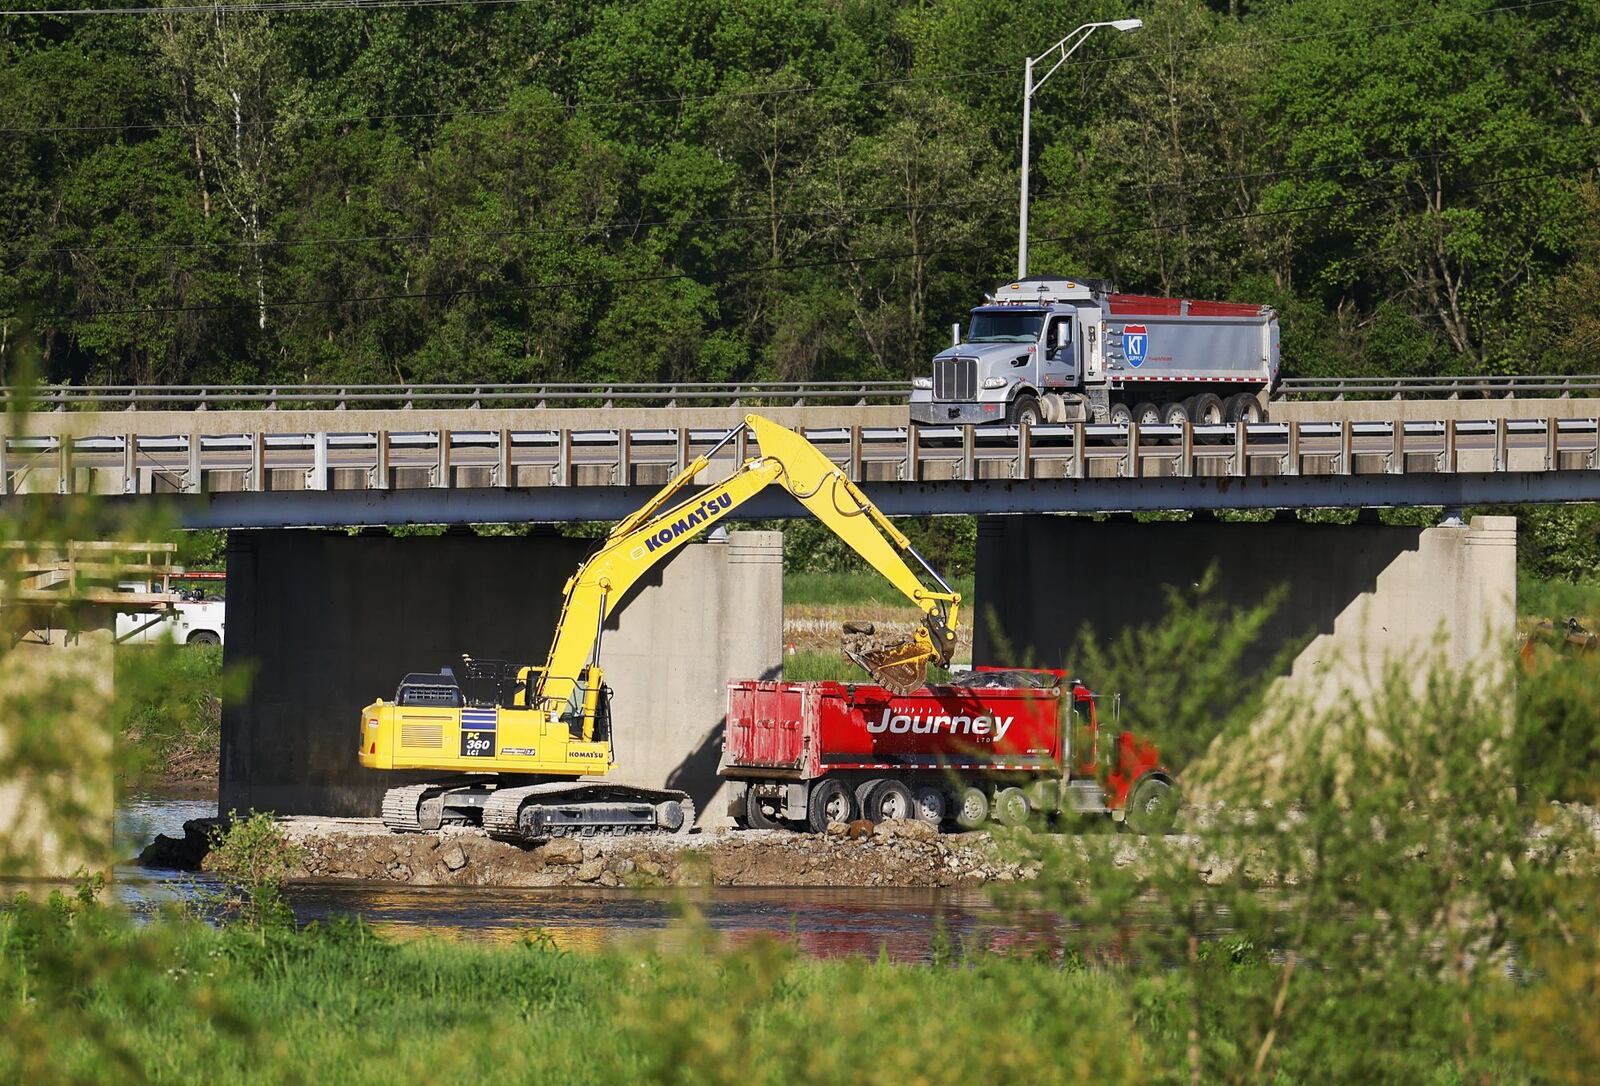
[909,276,1279,426]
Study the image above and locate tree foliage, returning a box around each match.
[1,0,1595,388]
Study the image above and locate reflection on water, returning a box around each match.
[110,795,1063,963]
[287,883,1051,961]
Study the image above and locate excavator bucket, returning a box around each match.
[844,624,939,695]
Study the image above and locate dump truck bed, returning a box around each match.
[723,679,1067,780]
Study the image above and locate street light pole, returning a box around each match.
[1016,18,1143,279]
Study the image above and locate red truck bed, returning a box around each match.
[724,677,1078,778]
[723,672,1171,832]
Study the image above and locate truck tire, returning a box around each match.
[807,779,855,833]
[1125,777,1179,835]
[745,787,785,831]
[1161,400,1190,425]
[912,785,946,827]
[1190,393,1225,426]
[854,779,878,815]
[863,779,915,823]
[1008,394,1042,427]
[993,787,1031,827]
[186,630,221,646]
[1132,401,1161,427]
[1107,401,1133,427]
[954,786,989,829]
[1224,392,1264,424]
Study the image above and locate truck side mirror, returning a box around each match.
[1056,322,1071,348]
[952,323,961,347]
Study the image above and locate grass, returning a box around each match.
[1,894,1546,1086]
[115,643,228,786]
[785,570,975,609]
[1520,571,1600,625]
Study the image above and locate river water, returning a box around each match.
[112,794,1058,963]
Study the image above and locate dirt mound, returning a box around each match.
[142,816,1035,888]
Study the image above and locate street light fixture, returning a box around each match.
[1017,18,1143,278]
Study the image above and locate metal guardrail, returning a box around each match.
[6,374,1600,410]
[1274,374,1600,399]
[0,381,909,411]
[4,417,1596,499]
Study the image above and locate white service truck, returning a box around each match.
[910,276,1280,426]
[114,580,225,645]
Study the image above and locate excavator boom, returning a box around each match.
[359,414,962,841]
[533,414,959,718]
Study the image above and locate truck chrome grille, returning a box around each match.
[933,357,975,401]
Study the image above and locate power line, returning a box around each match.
[22,163,1588,321]
[0,0,542,15]
[20,129,1600,259]
[0,68,1019,136]
[21,193,1019,256]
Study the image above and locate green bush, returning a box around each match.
[204,813,305,933]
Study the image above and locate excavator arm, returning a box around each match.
[533,415,961,727]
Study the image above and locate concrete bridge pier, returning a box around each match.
[219,529,783,827]
[973,514,1518,711]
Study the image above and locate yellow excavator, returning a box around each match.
[358,414,961,841]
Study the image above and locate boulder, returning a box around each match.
[873,818,935,841]
[440,843,468,872]
[542,838,583,865]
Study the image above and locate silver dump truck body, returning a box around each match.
[910,276,1280,425]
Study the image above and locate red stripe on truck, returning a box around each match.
[1107,293,1182,316]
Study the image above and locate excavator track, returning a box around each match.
[482,781,695,844]
[381,784,436,832]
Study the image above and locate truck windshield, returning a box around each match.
[968,310,1045,343]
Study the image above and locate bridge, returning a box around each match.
[3,379,1600,526]
[0,380,1577,830]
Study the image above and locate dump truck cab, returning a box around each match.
[912,277,1110,426]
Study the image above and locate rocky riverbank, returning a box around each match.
[136,803,1600,890]
[141,816,1038,888]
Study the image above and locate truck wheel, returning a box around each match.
[854,779,878,815]
[806,779,855,833]
[1008,394,1042,427]
[1107,401,1133,427]
[745,787,785,831]
[954,786,989,829]
[912,786,946,827]
[1190,393,1225,426]
[1161,400,1190,426]
[864,779,915,823]
[1132,401,1161,427]
[1224,393,1263,424]
[993,787,1031,828]
[1126,777,1180,835]
[186,630,221,646]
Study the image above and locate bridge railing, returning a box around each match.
[0,381,911,412]
[4,417,1595,497]
[8,374,1600,410]
[1274,374,1600,399]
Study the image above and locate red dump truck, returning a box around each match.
[724,668,1175,833]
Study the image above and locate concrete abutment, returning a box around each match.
[974,514,1517,711]
[219,529,782,827]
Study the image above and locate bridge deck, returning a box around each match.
[0,416,1594,526]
